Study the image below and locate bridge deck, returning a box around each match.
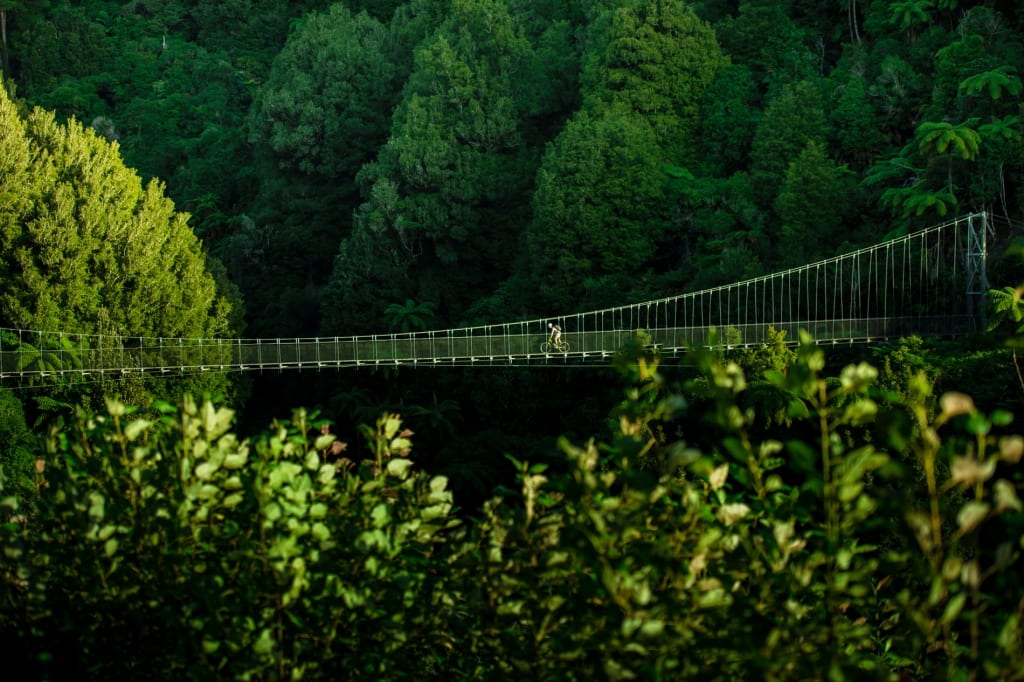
[0,316,976,381]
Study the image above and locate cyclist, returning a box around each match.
[548,322,562,349]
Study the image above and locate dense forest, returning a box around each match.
[4,0,1023,333]
[1,0,1022,484]
[1,0,1024,678]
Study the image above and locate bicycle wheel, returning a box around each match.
[540,342,552,353]
[560,341,570,352]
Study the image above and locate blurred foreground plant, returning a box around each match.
[1,334,1022,681]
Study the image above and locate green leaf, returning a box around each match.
[221,493,244,509]
[312,522,330,542]
[956,502,990,536]
[152,400,177,414]
[253,629,275,656]
[964,412,990,436]
[223,452,248,469]
[959,66,1022,100]
[662,164,694,180]
[371,503,390,529]
[990,410,1014,427]
[786,440,817,474]
[994,480,1022,513]
[386,458,413,480]
[195,462,219,481]
[940,592,966,625]
[997,614,1020,655]
[123,419,151,441]
[839,482,864,503]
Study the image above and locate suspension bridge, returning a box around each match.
[0,213,995,387]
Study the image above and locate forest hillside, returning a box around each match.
[1,4,1024,677]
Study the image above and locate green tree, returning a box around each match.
[320,179,418,334]
[749,79,828,210]
[516,16,583,135]
[0,387,35,509]
[3,344,1024,679]
[715,0,819,97]
[0,0,61,87]
[863,142,959,224]
[346,0,406,22]
[112,36,254,221]
[915,117,981,199]
[525,104,666,312]
[247,6,397,180]
[776,140,855,264]
[234,5,400,335]
[955,58,1024,218]
[866,4,1023,226]
[3,398,465,679]
[695,63,761,176]
[866,53,931,146]
[987,284,1024,394]
[323,0,537,331]
[389,0,450,50]
[674,171,768,291]
[0,87,235,411]
[929,33,989,118]
[581,0,726,164]
[384,298,438,333]
[916,118,981,161]
[19,23,259,264]
[887,0,935,40]
[880,182,959,219]
[959,64,1022,102]
[973,114,1024,219]
[869,114,990,222]
[189,0,320,63]
[827,69,888,168]
[0,87,230,339]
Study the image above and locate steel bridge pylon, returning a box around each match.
[965,212,989,330]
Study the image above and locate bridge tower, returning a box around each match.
[965,212,989,330]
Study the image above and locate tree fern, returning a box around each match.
[958,66,1022,101]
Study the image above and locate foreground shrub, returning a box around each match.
[456,336,1024,680]
[1,336,1022,680]
[1,398,460,680]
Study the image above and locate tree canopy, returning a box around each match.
[526,104,666,311]
[322,0,538,331]
[0,85,231,339]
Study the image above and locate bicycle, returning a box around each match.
[540,338,570,353]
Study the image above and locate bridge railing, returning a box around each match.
[0,314,976,381]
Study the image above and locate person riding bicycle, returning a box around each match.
[548,323,562,348]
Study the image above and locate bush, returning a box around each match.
[2,398,461,680]
[1,337,1022,680]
